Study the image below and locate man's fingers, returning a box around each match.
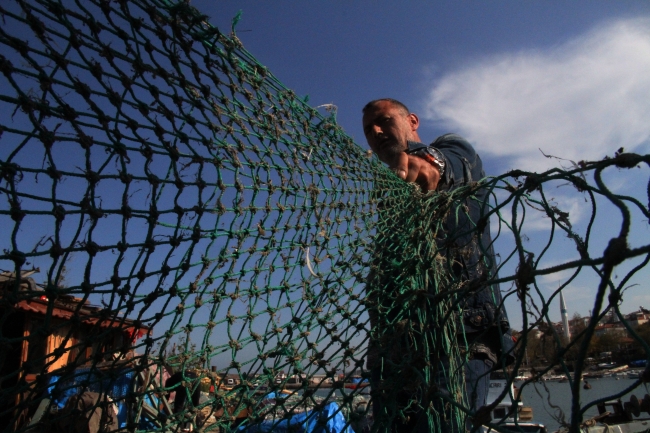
[405,155,441,192]
[405,155,422,183]
[389,153,439,191]
[389,153,409,180]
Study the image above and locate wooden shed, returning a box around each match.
[0,269,149,427]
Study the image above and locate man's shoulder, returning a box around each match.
[430,133,475,152]
[430,133,481,164]
[430,134,484,188]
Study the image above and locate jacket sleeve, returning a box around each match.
[430,133,486,192]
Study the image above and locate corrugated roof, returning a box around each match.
[1,271,149,339]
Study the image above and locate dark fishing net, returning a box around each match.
[1,1,649,432]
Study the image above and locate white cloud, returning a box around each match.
[490,191,587,236]
[424,18,650,173]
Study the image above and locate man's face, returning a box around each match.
[362,101,419,166]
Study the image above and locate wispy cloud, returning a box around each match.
[490,191,587,237]
[424,18,650,173]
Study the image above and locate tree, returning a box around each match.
[592,332,619,357]
[636,322,650,346]
[629,322,650,360]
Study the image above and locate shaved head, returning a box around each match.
[362,98,410,116]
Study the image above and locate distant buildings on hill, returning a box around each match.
[530,307,650,340]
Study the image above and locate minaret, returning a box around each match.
[560,292,571,341]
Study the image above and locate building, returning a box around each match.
[546,307,649,340]
[593,323,627,337]
[625,308,650,328]
[0,269,149,426]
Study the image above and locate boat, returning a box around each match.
[542,375,565,382]
[557,394,650,433]
[484,372,547,433]
[344,376,369,389]
[610,366,629,373]
[344,382,369,389]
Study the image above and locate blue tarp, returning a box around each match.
[47,367,136,428]
[241,399,354,433]
[349,377,368,385]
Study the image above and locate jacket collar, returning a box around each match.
[406,140,427,153]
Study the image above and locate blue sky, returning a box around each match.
[188,1,650,326]
[194,1,650,173]
[2,0,650,363]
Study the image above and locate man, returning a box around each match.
[362,98,511,432]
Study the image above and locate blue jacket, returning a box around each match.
[407,134,512,361]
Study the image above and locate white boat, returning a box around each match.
[556,394,650,433]
[485,372,547,433]
[574,422,650,433]
[542,375,565,382]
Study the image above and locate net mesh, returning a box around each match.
[1,1,649,432]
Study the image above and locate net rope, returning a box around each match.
[1,1,650,432]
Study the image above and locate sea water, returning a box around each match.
[519,376,650,432]
[310,377,650,433]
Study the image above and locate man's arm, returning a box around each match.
[430,134,482,190]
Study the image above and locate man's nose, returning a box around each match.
[372,125,383,137]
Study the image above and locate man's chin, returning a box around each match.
[378,147,405,165]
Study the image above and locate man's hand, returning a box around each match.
[388,152,441,192]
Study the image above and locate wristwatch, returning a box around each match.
[405,142,446,178]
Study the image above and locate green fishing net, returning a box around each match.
[1,1,650,432]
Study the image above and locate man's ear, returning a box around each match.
[408,112,419,132]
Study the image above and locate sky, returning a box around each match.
[187,0,650,326]
[192,1,650,175]
[2,0,650,359]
